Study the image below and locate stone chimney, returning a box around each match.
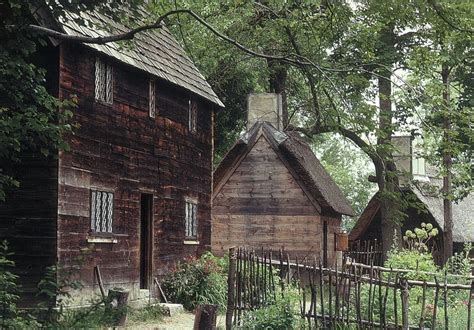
[247,93,283,130]
[392,135,412,185]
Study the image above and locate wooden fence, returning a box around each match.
[346,238,444,267]
[226,247,474,329]
[345,239,383,266]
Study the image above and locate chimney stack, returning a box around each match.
[392,135,413,185]
[247,93,283,130]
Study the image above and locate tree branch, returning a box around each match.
[427,0,474,34]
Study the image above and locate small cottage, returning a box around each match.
[212,94,353,266]
[349,136,474,264]
[0,7,223,305]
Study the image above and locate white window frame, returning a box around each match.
[412,156,426,177]
[149,79,156,118]
[184,198,198,240]
[90,190,114,233]
[188,99,197,133]
[95,57,113,104]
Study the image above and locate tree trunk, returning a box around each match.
[441,64,453,263]
[374,24,401,260]
[377,70,401,260]
[267,59,288,127]
[194,304,218,330]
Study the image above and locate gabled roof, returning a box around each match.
[34,7,223,108]
[350,181,474,243]
[214,121,354,216]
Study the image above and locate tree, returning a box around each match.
[3,0,472,261]
[312,134,377,230]
[402,0,473,262]
[0,0,145,201]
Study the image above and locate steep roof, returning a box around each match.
[35,8,223,107]
[350,181,474,243]
[214,121,354,216]
[412,179,474,243]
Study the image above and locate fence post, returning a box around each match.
[226,247,237,330]
[400,278,409,330]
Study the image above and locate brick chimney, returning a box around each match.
[247,93,283,130]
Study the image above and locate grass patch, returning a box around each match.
[128,304,166,324]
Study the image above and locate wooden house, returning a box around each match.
[0,8,223,305]
[349,136,474,264]
[212,94,353,266]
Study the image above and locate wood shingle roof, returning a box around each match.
[37,8,223,107]
[214,121,354,216]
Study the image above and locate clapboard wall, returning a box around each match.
[212,136,341,262]
[56,43,214,303]
[0,40,215,305]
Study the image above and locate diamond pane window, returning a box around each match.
[95,57,113,104]
[185,199,197,239]
[188,99,197,133]
[149,79,156,118]
[90,190,114,233]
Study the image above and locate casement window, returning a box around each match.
[188,99,197,133]
[149,79,156,118]
[90,190,114,233]
[95,57,113,104]
[184,198,197,239]
[412,156,426,176]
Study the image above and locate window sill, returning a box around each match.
[94,99,113,107]
[183,240,200,245]
[87,236,118,244]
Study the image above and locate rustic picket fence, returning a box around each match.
[344,239,384,266]
[225,247,474,329]
[346,238,444,267]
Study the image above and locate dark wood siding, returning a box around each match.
[0,45,60,305]
[57,43,213,302]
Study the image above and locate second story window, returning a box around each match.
[90,190,114,233]
[149,79,156,118]
[185,198,197,239]
[188,99,197,133]
[412,156,426,177]
[95,57,113,104]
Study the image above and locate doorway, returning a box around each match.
[323,220,328,268]
[140,194,153,289]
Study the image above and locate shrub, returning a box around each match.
[0,240,38,328]
[161,252,228,311]
[242,285,303,330]
[358,224,473,327]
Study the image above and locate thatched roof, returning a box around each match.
[34,7,223,107]
[412,179,474,243]
[214,121,354,216]
[350,180,474,243]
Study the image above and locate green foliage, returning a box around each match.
[312,134,377,230]
[359,225,473,327]
[243,285,303,330]
[34,265,84,325]
[161,252,228,311]
[0,1,76,201]
[402,222,439,253]
[0,241,37,328]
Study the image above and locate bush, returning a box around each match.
[356,224,473,328]
[242,285,303,330]
[0,240,38,328]
[161,252,228,311]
